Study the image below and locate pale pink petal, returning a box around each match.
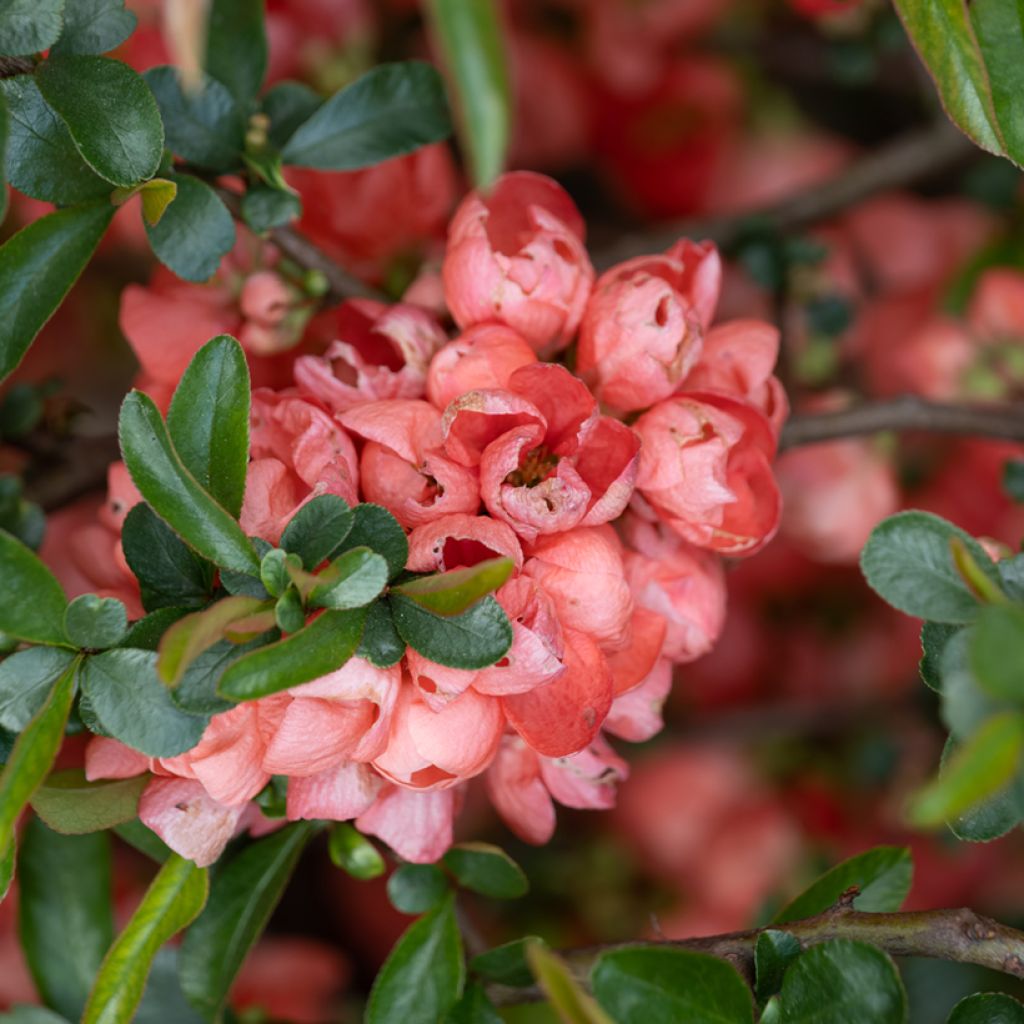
[604,658,673,742]
[356,785,457,863]
[139,777,245,867]
[85,737,149,780]
[538,736,628,810]
[287,762,385,821]
[484,736,556,845]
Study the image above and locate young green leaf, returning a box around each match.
[260,547,299,598]
[0,659,77,860]
[425,0,509,189]
[117,610,206,652]
[529,941,614,1024]
[64,594,128,650]
[0,647,76,731]
[82,854,208,1024]
[442,842,528,900]
[204,0,267,107]
[591,946,753,1024]
[970,604,1024,701]
[280,493,353,569]
[0,529,70,645]
[388,863,449,915]
[357,599,405,668]
[282,61,452,170]
[0,0,65,55]
[307,547,389,610]
[178,823,313,1020]
[118,390,260,574]
[445,982,503,1024]
[0,201,113,383]
[52,0,136,55]
[80,649,209,757]
[217,607,367,700]
[274,586,305,633]
[328,823,386,880]
[17,819,113,1020]
[393,557,514,617]
[36,55,164,187]
[31,769,148,835]
[0,842,12,904]
[0,1007,71,1023]
[861,511,1002,623]
[755,931,802,1006]
[921,621,959,692]
[336,502,408,579]
[144,67,244,171]
[366,893,465,1024]
[947,992,1024,1024]
[262,80,323,148]
[145,173,236,282]
[470,939,538,988]
[771,846,913,924]
[391,594,512,670]
[776,940,906,1023]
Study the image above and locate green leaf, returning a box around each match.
[122,503,215,612]
[0,1009,70,1024]
[772,847,913,924]
[0,659,76,859]
[36,55,163,187]
[755,931,802,1006]
[144,67,244,171]
[82,854,208,1024]
[64,594,128,650]
[31,769,148,834]
[337,503,408,580]
[776,940,906,1023]
[445,983,502,1024]
[179,823,312,1020]
[388,863,449,915]
[0,201,113,383]
[909,712,1024,827]
[240,184,301,232]
[145,172,236,282]
[18,819,112,1020]
[171,636,267,716]
[970,604,1024,701]
[861,511,1002,623]
[366,892,465,1024]
[52,0,136,54]
[119,390,260,574]
[391,594,512,670]
[357,599,405,668]
[941,630,1004,741]
[280,494,353,569]
[217,606,366,700]
[0,89,8,224]
[425,0,509,188]
[0,529,69,645]
[204,0,266,107]
[0,842,12,903]
[282,61,452,170]
[591,946,753,1024]
[274,586,305,633]
[470,939,537,988]
[393,557,514,617]
[1004,459,1024,503]
[0,0,65,55]
[114,819,170,864]
[261,80,322,149]
[260,547,298,598]
[529,941,613,1024]
[136,177,177,227]
[942,732,1024,842]
[80,649,208,757]
[948,992,1024,1023]
[134,948,204,1024]
[0,647,76,730]
[307,547,389,610]
[443,842,528,900]
[116,608,188,652]
[328,822,385,879]
[921,621,959,692]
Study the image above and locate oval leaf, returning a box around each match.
[328,823,385,880]
[393,557,513,617]
[31,769,148,835]
[970,604,1024,701]
[0,647,76,731]
[307,547,389,611]
[948,993,1024,1024]
[52,0,136,55]
[280,494,353,570]
[204,0,267,107]
[388,863,449,915]
[529,941,613,1024]
[0,530,69,645]
[64,594,128,650]
[391,594,512,670]
[442,842,528,900]
[0,0,65,54]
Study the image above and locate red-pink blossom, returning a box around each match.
[426,324,537,411]
[355,784,458,864]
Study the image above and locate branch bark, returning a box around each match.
[489,906,1024,1006]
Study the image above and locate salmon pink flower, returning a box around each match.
[604,658,673,742]
[426,324,537,411]
[294,299,447,412]
[442,171,594,354]
[355,784,459,863]
[405,513,523,574]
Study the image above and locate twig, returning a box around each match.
[780,395,1024,450]
[592,121,976,268]
[488,906,1024,1006]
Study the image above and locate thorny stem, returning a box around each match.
[487,905,1024,1006]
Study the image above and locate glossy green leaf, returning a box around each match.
[121,503,215,612]
[307,547,389,610]
[425,0,509,188]
[0,201,113,383]
[136,177,177,226]
[921,621,959,692]
[530,941,613,1024]
[445,982,503,1024]
[443,842,528,900]
[947,992,1024,1023]
[328,822,385,879]
[941,733,1024,842]
[134,948,204,1024]
[0,647,76,731]
[0,89,8,223]
[37,55,163,187]
[80,649,208,757]
[357,599,405,668]
[591,946,753,1024]
[118,608,192,651]
[755,931,802,1006]
[282,61,452,170]
[861,511,1002,623]
[470,939,537,988]
[145,173,236,282]
[52,0,136,54]
[0,530,69,645]
[0,1008,69,1023]
[204,0,267,107]
[0,842,12,903]
[280,494,353,569]
[64,594,128,650]
[217,606,366,700]
[776,940,906,1023]
[0,0,64,55]
[772,847,913,924]
[391,594,512,670]
[0,660,76,860]
[261,80,322,148]
[18,819,112,1020]
[388,863,449,915]
[260,547,298,598]
[171,636,267,716]
[366,893,465,1024]
[118,390,260,574]
[82,854,208,1024]
[179,823,313,1019]
[337,503,408,579]
[31,769,148,834]
[940,630,1004,741]
[114,820,171,864]
[144,67,244,171]
[393,557,514,617]
[970,604,1024,701]
[240,183,301,231]
[274,587,305,633]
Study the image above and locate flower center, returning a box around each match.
[505,444,559,487]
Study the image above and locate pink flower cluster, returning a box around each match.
[78,171,785,866]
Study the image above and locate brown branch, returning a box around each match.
[489,906,1024,1006]
[592,120,976,268]
[780,395,1024,450]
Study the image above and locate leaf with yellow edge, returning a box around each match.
[527,940,614,1024]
